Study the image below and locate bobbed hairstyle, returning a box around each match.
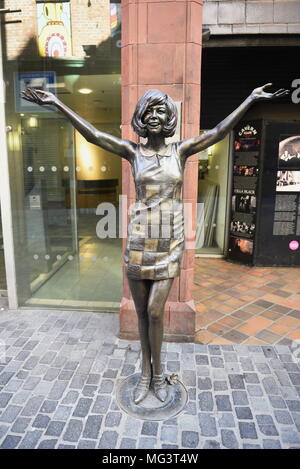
[131,89,177,138]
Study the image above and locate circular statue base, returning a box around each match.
[116,373,188,421]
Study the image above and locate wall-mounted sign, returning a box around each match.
[228,120,261,265]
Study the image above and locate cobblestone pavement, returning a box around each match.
[0,308,300,449]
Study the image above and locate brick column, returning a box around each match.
[120,0,203,342]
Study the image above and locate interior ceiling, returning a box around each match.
[53,74,121,121]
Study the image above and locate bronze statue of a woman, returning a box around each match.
[22,83,288,405]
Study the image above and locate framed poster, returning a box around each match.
[37,2,72,57]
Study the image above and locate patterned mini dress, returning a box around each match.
[124,142,185,280]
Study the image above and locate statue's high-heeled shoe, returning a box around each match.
[152,374,168,402]
[133,374,151,404]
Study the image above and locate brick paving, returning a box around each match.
[194,259,300,345]
[0,307,300,449]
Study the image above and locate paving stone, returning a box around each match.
[283,363,300,372]
[48,381,68,400]
[229,374,245,389]
[242,443,261,449]
[196,355,209,365]
[198,391,213,411]
[274,370,292,387]
[58,370,74,381]
[232,391,249,406]
[40,400,58,414]
[210,357,224,368]
[53,406,72,421]
[256,363,271,374]
[213,381,228,391]
[23,356,39,371]
[247,385,264,397]
[98,430,118,449]
[182,370,196,386]
[21,396,44,417]
[32,414,51,429]
[45,421,66,437]
[217,413,235,428]
[197,366,210,377]
[185,401,197,415]
[249,397,270,412]
[262,377,280,395]
[235,407,253,420]
[77,440,96,449]
[238,421,258,439]
[198,377,212,390]
[263,439,281,449]
[274,410,293,425]
[22,376,41,391]
[0,435,21,449]
[16,370,28,380]
[259,424,279,436]
[0,372,14,386]
[63,419,83,443]
[105,411,122,428]
[141,421,158,436]
[120,365,135,377]
[160,426,177,443]
[167,361,180,372]
[216,395,232,411]
[188,388,196,400]
[120,438,136,449]
[86,373,101,385]
[212,369,227,380]
[268,395,287,409]
[289,373,300,386]
[92,395,111,414]
[208,345,221,355]
[83,415,103,439]
[4,379,23,392]
[224,352,238,363]
[280,386,299,400]
[181,431,199,448]
[262,347,277,359]
[239,358,255,372]
[0,392,13,408]
[280,428,300,444]
[19,430,43,449]
[99,380,114,394]
[39,351,57,365]
[203,440,220,449]
[286,400,300,412]
[69,374,87,390]
[198,413,217,437]
[72,398,93,418]
[38,439,58,449]
[0,405,22,423]
[10,417,30,434]
[244,373,259,384]
[291,412,300,431]
[221,429,239,449]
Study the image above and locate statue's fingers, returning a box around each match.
[262,83,273,90]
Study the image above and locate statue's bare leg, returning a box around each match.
[148,278,174,402]
[128,278,152,404]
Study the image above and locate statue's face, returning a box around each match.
[142,104,167,135]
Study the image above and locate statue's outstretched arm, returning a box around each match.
[21,88,136,160]
[178,83,289,159]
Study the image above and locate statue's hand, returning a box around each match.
[251,83,289,101]
[21,88,58,106]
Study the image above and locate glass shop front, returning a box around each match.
[1,0,122,311]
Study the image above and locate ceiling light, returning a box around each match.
[78,88,93,95]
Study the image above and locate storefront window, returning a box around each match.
[196,134,231,256]
[3,0,122,310]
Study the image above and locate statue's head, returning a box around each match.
[131,89,177,138]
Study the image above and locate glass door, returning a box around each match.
[2,1,122,311]
[196,134,231,256]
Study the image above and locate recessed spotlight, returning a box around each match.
[78,88,93,94]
